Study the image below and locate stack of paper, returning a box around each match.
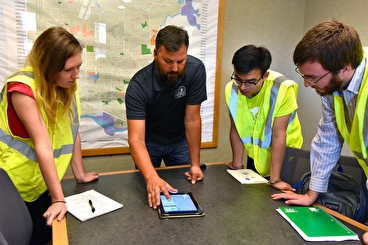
[65,189,123,222]
[277,206,359,242]
[227,169,268,184]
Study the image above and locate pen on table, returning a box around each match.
[89,199,95,213]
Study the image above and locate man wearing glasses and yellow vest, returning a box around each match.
[225,45,303,191]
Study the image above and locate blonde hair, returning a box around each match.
[25,26,83,130]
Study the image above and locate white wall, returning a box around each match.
[201,0,368,162]
[202,0,305,163]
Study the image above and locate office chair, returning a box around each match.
[281,147,367,190]
[280,147,311,186]
[0,168,33,245]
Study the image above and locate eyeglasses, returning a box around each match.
[231,71,262,88]
[295,67,331,85]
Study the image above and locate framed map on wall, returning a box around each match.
[0,0,223,156]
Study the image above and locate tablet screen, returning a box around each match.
[158,192,204,218]
[160,193,197,212]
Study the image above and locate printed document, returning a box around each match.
[227,169,268,184]
[65,189,123,222]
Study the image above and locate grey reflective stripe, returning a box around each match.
[71,94,79,141]
[54,95,79,157]
[0,127,77,161]
[230,75,292,148]
[7,71,35,80]
[288,110,297,125]
[353,104,368,163]
[0,71,35,104]
[0,87,3,103]
[0,129,39,161]
[54,143,75,158]
[229,84,239,122]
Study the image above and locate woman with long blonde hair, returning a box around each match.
[0,26,98,245]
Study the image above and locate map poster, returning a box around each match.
[0,0,222,155]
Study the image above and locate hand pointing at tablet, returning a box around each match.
[145,172,178,209]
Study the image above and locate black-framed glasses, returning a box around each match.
[231,71,262,88]
[295,67,331,85]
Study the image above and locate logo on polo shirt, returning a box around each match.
[174,86,186,99]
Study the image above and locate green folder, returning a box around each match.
[277,206,359,242]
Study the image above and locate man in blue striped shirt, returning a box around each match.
[272,20,368,236]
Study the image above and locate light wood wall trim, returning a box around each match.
[63,161,227,179]
[81,140,223,156]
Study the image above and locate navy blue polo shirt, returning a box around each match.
[125,55,207,145]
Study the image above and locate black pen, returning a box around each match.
[89,199,95,213]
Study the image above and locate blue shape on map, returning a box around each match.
[87,73,100,83]
[81,112,127,136]
[180,0,201,30]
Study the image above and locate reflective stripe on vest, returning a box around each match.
[0,127,77,161]
[7,70,35,80]
[229,75,296,148]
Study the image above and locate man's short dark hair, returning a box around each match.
[155,25,189,52]
[232,45,272,75]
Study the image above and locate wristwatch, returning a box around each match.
[268,178,282,184]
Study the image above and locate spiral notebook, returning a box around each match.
[277,206,359,242]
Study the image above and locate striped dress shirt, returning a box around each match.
[309,57,366,192]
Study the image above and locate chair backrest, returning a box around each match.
[0,168,33,245]
[281,147,368,223]
[335,154,367,189]
[280,147,311,186]
[281,147,368,192]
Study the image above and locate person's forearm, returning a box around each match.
[307,189,320,204]
[270,134,287,180]
[129,140,159,181]
[70,133,86,182]
[37,149,65,202]
[230,126,244,166]
[185,119,201,166]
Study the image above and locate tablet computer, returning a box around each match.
[158,192,204,219]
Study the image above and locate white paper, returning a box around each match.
[227,169,268,184]
[65,189,123,222]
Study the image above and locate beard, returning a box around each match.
[315,75,343,96]
[155,63,186,87]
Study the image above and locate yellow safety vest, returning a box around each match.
[225,71,303,176]
[0,67,81,202]
[334,65,368,177]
